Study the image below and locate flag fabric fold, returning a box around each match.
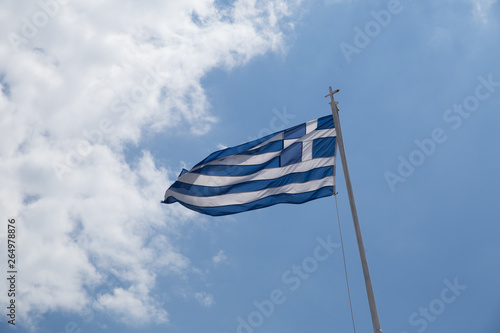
[163,115,337,216]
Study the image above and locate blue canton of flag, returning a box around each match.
[162,115,337,216]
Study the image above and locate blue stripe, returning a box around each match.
[239,140,283,155]
[170,166,334,197]
[192,131,279,169]
[163,186,334,216]
[192,157,280,176]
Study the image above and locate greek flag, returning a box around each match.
[163,115,336,216]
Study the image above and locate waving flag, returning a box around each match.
[163,115,336,216]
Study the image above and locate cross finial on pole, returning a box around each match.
[325,87,340,106]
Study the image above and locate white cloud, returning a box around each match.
[95,287,168,326]
[195,291,215,307]
[212,249,228,264]
[0,0,301,328]
[471,0,497,24]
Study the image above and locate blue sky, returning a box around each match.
[1,0,500,332]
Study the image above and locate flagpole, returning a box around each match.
[326,87,383,333]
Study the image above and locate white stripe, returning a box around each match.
[196,151,280,167]
[306,119,317,134]
[166,176,335,208]
[178,157,335,187]
[302,141,313,161]
[192,128,336,169]
[283,139,295,149]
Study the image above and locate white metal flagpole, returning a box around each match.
[326,87,383,333]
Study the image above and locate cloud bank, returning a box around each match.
[0,0,301,327]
